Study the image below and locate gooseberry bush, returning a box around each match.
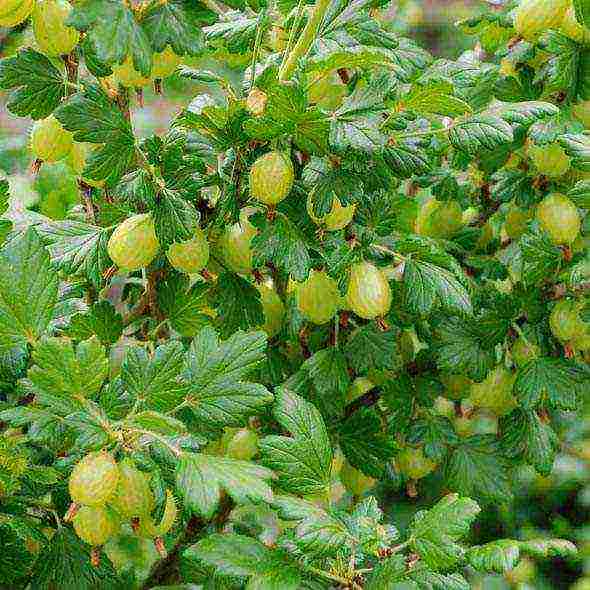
[1,0,590,587]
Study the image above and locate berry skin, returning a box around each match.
[109,459,154,519]
[529,142,571,178]
[112,57,151,88]
[513,0,569,42]
[151,46,182,79]
[340,461,375,496]
[246,88,268,116]
[249,151,294,206]
[167,228,210,274]
[135,490,177,538]
[221,207,258,274]
[469,366,517,416]
[108,213,160,272]
[307,193,356,231]
[225,428,259,461]
[69,451,119,507]
[346,262,392,320]
[0,0,34,27]
[296,269,341,325]
[30,116,74,163]
[550,299,584,342]
[561,6,590,44]
[397,447,437,480]
[512,337,540,367]
[32,0,80,57]
[73,505,120,547]
[415,198,463,239]
[536,193,581,246]
[504,205,532,240]
[257,284,285,338]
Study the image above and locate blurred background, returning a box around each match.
[2,1,590,588]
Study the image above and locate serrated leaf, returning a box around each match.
[409,493,480,570]
[449,116,513,155]
[382,143,432,179]
[496,101,559,127]
[153,189,200,248]
[345,323,401,373]
[407,416,459,462]
[260,388,332,495]
[182,328,273,427]
[66,301,123,345]
[520,232,563,286]
[0,48,67,119]
[519,538,577,559]
[568,180,590,208]
[560,133,590,172]
[574,0,590,28]
[176,452,274,517]
[127,411,187,436]
[513,357,586,411]
[444,435,513,504]
[467,540,521,573]
[37,221,112,288]
[404,83,472,117]
[340,408,397,478]
[0,229,58,352]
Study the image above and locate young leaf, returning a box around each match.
[260,388,333,495]
[467,540,521,574]
[66,301,123,345]
[176,452,274,518]
[449,115,513,154]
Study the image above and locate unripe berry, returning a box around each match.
[30,116,74,163]
[225,428,259,461]
[257,284,285,337]
[152,46,182,79]
[246,88,268,116]
[135,490,177,538]
[73,505,120,546]
[504,205,532,240]
[108,213,160,272]
[307,194,356,231]
[167,228,210,274]
[69,451,119,506]
[0,0,34,27]
[32,0,80,57]
[512,337,540,366]
[221,207,258,274]
[469,366,517,416]
[536,193,581,246]
[112,57,151,88]
[513,0,569,42]
[415,198,463,239]
[249,152,294,206]
[346,262,391,320]
[550,299,584,342]
[109,459,154,519]
[529,143,571,178]
[397,447,437,480]
[340,461,375,496]
[296,269,341,325]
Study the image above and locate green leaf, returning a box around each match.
[567,179,590,208]
[214,273,264,339]
[467,540,521,573]
[574,0,590,28]
[121,342,187,412]
[54,85,135,184]
[183,328,273,427]
[0,48,67,120]
[365,555,407,590]
[153,189,200,249]
[30,528,119,590]
[444,435,513,504]
[404,259,472,316]
[404,83,473,117]
[66,301,123,345]
[559,133,590,172]
[448,115,513,155]
[409,493,480,570]
[500,409,559,476]
[382,143,432,179]
[407,416,459,462]
[0,229,58,352]
[28,337,108,414]
[142,0,215,55]
[176,452,274,518]
[158,274,212,337]
[127,411,187,436]
[69,0,152,75]
[37,221,112,288]
[205,10,265,53]
[340,408,397,478]
[345,323,401,373]
[520,232,563,286]
[519,538,577,559]
[434,316,496,381]
[273,495,349,556]
[286,347,350,420]
[252,214,312,282]
[513,357,585,410]
[260,388,332,495]
[542,32,580,99]
[187,533,301,589]
[495,101,559,127]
